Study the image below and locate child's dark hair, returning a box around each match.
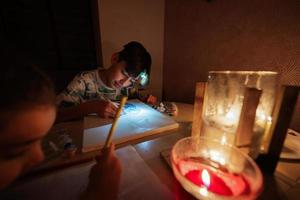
[0,48,56,112]
[118,41,151,78]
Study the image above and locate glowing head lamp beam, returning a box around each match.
[122,69,149,87]
[138,71,149,86]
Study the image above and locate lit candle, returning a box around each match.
[178,159,250,197]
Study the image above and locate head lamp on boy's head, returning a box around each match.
[122,69,149,87]
[118,41,151,87]
[137,71,148,86]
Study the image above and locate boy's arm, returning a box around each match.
[56,102,91,122]
[56,73,93,122]
[56,100,118,122]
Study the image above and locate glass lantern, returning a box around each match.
[201,71,278,158]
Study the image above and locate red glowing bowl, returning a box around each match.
[171,137,263,200]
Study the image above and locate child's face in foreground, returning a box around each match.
[0,105,56,189]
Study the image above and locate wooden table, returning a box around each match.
[1,103,299,200]
[133,103,300,200]
[133,122,300,200]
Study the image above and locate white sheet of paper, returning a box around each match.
[3,146,173,200]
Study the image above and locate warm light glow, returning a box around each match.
[219,103,241,127]
[201,169,210,188]
[225,99,241,121]
[225,111,235,120]
[259,113,266,121]
[256,108,272,126]
[199,187,208,197]
[210,150,226,165]
[221,135,227,145]
[267,116,272,122]
[226,111,237,120]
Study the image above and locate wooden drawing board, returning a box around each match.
[82,99,179,152]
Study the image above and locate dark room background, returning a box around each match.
[0,0,299,131]
[163,0,300,131]
[0,0,102,93]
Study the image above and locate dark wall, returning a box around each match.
[0,0,102,93]
[163,0,300,131]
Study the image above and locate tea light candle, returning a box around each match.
[178,159,250,197]
[181,162,249,196]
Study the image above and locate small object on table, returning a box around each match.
[137,93,157,105]
[146,95,157,105]
[58,133,78,158]
[164,101,178,116]
[138,93,177,116]
[58,134,73,149]
[152,101,178,116]
[63,143,77,158]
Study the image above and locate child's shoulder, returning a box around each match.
[76,69,99,80]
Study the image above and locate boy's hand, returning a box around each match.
[83,144,121,200]
[89,100,118,118]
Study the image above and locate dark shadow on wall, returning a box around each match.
[0,0,102,93]
[163,0,300,131]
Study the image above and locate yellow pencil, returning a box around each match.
[104,96,128,148]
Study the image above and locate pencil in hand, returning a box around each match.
[104,96,128,148]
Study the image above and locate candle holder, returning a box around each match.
[171,137,263,200]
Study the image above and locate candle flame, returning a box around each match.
[201,169,210,188]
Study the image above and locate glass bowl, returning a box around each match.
[171,137,263,200]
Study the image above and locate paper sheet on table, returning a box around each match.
[2,146,173,200]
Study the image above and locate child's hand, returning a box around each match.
[83,144,122,200]
[90,100,118,118]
